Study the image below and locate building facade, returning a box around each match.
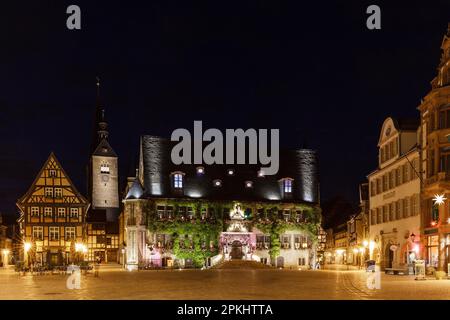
[121,135,321,270]
[333,223,348,264]
[17,153,89,266]
[419,24,450,271]
[368,117,421,270]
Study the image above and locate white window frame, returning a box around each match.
[54,187,63,198]
[57,207,66,217]
[45,187,53,197]
[32,226,43,240]
[44,207,52,217]
[49,226,60,241]
[70,208,79,218]
[31,207,39,216]
[65,227,76,240]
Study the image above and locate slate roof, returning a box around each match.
[92,138,117,157]
[137,135,319,204]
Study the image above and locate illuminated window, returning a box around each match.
[32,226,43,240]
[58,208,66,217]
[70,208,79,218]
[49,227,60,241]
[44,207,52,217]
[31,207,39,216]
[65,227,76,240]
[100,163,110,174]
[283,179,292,193]
[55,188,62,198]
[174,173,183,188]
[45,187,53,197]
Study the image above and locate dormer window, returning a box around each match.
[49,169,57,177]
[283,179,292,193]
[213,179,222,187]
[173,173,184,189]
[100,163,110,174]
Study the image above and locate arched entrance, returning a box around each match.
[230,241,243,260]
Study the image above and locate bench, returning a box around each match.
[385,268,409,275]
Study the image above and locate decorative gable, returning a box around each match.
[17,152,88,209]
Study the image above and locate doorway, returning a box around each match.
[385,244,393,269]
[230,241,243,259]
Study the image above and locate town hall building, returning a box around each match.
[121,135,321,270]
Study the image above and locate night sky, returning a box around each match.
[1,1,450,216]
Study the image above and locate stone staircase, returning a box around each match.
[212,259,274,270]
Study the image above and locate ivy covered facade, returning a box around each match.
[121,136,321,270]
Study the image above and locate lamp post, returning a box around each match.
[23,242,32,267]
[75,243,87,264]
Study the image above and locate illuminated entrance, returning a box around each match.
[230,241,243,259]
[220,231,255,260]
[220,203,256,260]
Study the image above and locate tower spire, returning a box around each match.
[95,76,108,141]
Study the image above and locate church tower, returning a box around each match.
[88,79,119,221]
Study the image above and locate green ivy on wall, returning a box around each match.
[146,199,321,266]
[147,199,227,267]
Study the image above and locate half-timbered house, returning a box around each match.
[17,153,89,266]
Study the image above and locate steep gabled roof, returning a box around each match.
[93,138,117,157]
[16,152,88,210]
[125,178,144,200]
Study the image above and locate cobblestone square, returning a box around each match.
[1,265,450,300]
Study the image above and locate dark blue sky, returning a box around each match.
[1,1,449,215]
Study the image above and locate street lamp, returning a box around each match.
[121,247,126,269]
[23,242,32,267]
[24,242,32,253]
[75,243,87,263]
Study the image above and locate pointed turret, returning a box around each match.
[88,78,119,219]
